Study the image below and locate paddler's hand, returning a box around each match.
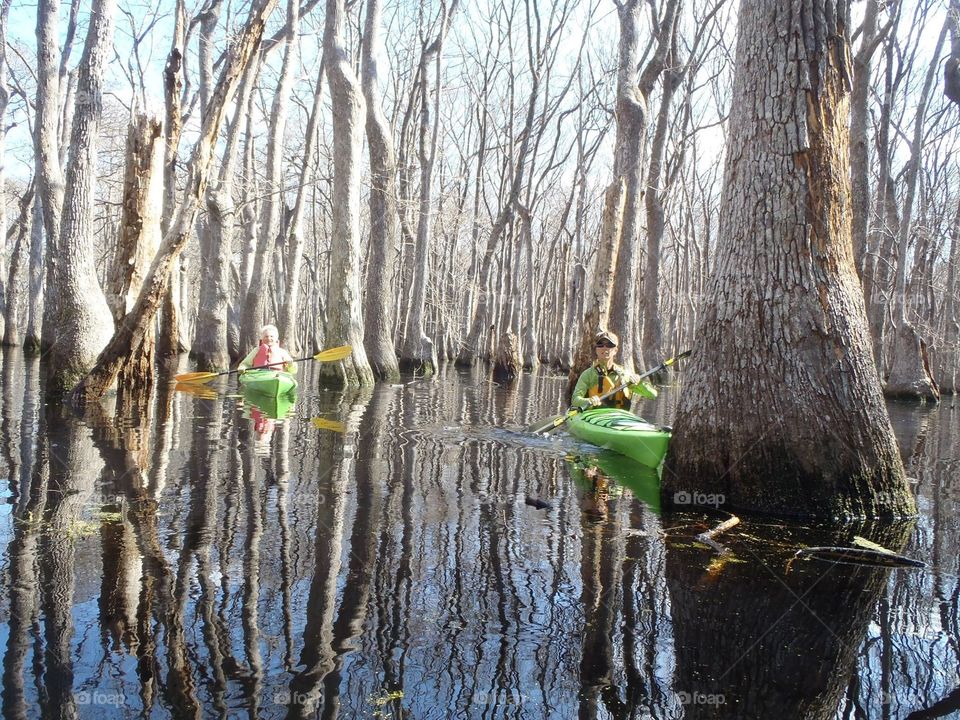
[588,396,601,407]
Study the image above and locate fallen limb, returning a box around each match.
[696,514,741,555]
[791,546,925,569]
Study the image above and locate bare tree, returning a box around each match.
[319,0,374,386]
[240,0,299,350]
[41,0,118,388]
[361,0,401,379]
[665,0,914,518]
[884,16,947,401]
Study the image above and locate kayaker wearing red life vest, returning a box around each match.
[239,324,297,374]
[571,330,656,410]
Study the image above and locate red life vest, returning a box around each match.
[253,343,279,368]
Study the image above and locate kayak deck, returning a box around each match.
[567,408,671,469]
[238,369,297,397]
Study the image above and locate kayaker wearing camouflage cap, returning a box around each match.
[571,330,657,410]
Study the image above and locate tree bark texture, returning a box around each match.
[23,198,44,354]
[607,0,680,371]
[946,0,960,105]
[938,199,960,394]
[107,115,164,396]
[73,0,280,400]
[193,51,261,369]
[399,6,456,376]
[45,0,117,388]
[849,0,881,278]
[155,0,188,361]
[3,184,35,346]
[34,0,65,351]
[241,0,298,350]
[360,0,400,380]
[280,59,324,356]
[664,0,914,519]
[318,0,374,387]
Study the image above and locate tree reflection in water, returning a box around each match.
[0,356,956,718]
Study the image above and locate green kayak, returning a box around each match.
[242,387,296,421]
[567,408,671,469]
[238,369,297,397]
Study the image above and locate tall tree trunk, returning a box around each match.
[74,0,280,400]
[939,199,960,394]
[850,0,882,278]
[241,0,298,350]
[884,18,947,402]
[665,0,914,519]
[193,51,261,369]
[280,60,324,356]
[319,0,374,387]
[399,4,457,375]
[23,198,44,354]
[45,0,117,388]
[946,0,960,105]
[640,36,680,366]
[3,185,35,346]
[604,0,680,373]
[106,115,164,397]
[34,0,65,352]
[360,0,400,380]
[156,0,188,360]
[0,0,9,343]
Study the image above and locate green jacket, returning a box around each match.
[571,363,657,410]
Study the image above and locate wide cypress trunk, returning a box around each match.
[664,0,914,519]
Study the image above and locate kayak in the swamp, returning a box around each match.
[567,408,671,470]
[241,387,297,421]
[238,368,298,397]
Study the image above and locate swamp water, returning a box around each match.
[0,350,957,719]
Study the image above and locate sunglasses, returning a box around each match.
[596,342,616,348]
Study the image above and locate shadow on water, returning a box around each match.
[0,353,957,718]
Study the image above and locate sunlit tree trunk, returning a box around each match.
[319,0,374,387]
[850,0,883,278]
[23,199,44,354]
[193,52,261,369]
[606,0,680,372]
[241,0,298,350]
[399,3,457,375]
[44,0,117,388]
[946,0,960,105]
[280,61,324,356]
[939,200,960,394]
[665,0,914,519]
[156,0,188,361]
[3,185,35,347]
[360,0,400,380]
[884,18,946,402]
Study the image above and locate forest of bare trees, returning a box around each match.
[0,0,957,400]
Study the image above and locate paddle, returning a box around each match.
[175,345,353,384]
[527,349,692,434]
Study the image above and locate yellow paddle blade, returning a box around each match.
[174,371,219,384]
[174,382,219,399]
[310,417,346,432]
[312,345,353,362]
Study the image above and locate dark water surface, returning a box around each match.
[0,350,957,719]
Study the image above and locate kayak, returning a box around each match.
[242,387,296,421]
[567,450,661,512]
[238,369,297,397]
[567,408,671,469]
